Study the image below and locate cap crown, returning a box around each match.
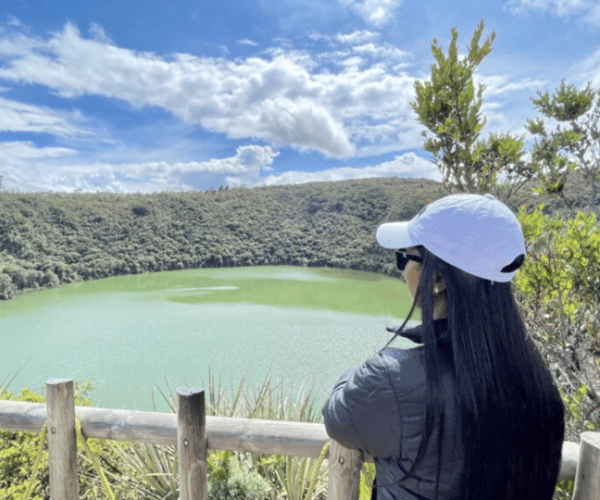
[409,194,525,282]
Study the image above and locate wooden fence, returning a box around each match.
[0,378,597,500]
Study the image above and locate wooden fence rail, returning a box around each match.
[0,378,595,500]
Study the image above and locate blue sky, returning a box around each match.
[0,0,598,192]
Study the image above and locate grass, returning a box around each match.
[106,371,330,499]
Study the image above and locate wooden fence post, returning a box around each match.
[328,440,363,500]
[177,388,207,500]
[46,378,79,500]
[572,432,600,500]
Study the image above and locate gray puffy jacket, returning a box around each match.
[323,325,464,500]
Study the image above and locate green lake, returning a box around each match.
[0,266,416,412]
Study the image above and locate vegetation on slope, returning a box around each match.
[0,177,449,300]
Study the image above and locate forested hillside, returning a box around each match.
[0,173,590,301]
[0,177,447,300]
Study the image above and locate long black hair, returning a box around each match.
[395,246,565,500]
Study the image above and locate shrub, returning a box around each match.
[0,388,49,500]
[0,385,139,500]
[131,206,149,217]
[517,206,600,439]
[208,452,272,500]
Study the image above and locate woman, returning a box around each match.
[323,193,565,500]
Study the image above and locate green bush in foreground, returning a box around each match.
[0,384,142,500]
[0,389,48,500]
[208,451,271,500]
[517,206,600,440]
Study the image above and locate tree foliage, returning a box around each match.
[528,81,600,211]
[517,207,599,439]
[411,20,530,197]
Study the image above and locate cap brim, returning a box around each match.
[376,221,414,249]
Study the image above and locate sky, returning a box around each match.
[0,0,599,193]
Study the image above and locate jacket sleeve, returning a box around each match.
[322,351,401,458]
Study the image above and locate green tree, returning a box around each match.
[528,81,600,211]
[412,21,531,197]
[516,207,599,439]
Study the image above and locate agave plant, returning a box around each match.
[103,371,329,499]
[271,449,329,500]
[203,368,322,423]
[108,442,179,500]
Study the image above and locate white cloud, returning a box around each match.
[335,30,379,44]
[49,169,128,193]
[0,139,439,193]
[571,49,600,86]
[115,145,277,186]
[505,0,600,25]
[0,26,45,57]
[0,97,88,136]
[0,141,78,191]
[238,39,259,47]
[353,43,409,65]
[88,23,113,43]
[507,0,585,15]
[0,141,76,159]
[0,143,279,193]
[477,75,547,97]
[0,22,423,158]
[6,16,25,29]
[338,0,402,27]
[261,152,440,186]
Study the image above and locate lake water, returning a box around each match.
[0,266,416,412]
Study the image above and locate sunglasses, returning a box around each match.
[395,249,423,271]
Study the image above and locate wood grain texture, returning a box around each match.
[177,388,207,500]
[46,378,78,500]
[328,440,362,500]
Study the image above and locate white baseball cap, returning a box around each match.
[376,193,526,283]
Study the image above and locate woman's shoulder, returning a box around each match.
[350,345,427,398]
[377,344,424,367]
